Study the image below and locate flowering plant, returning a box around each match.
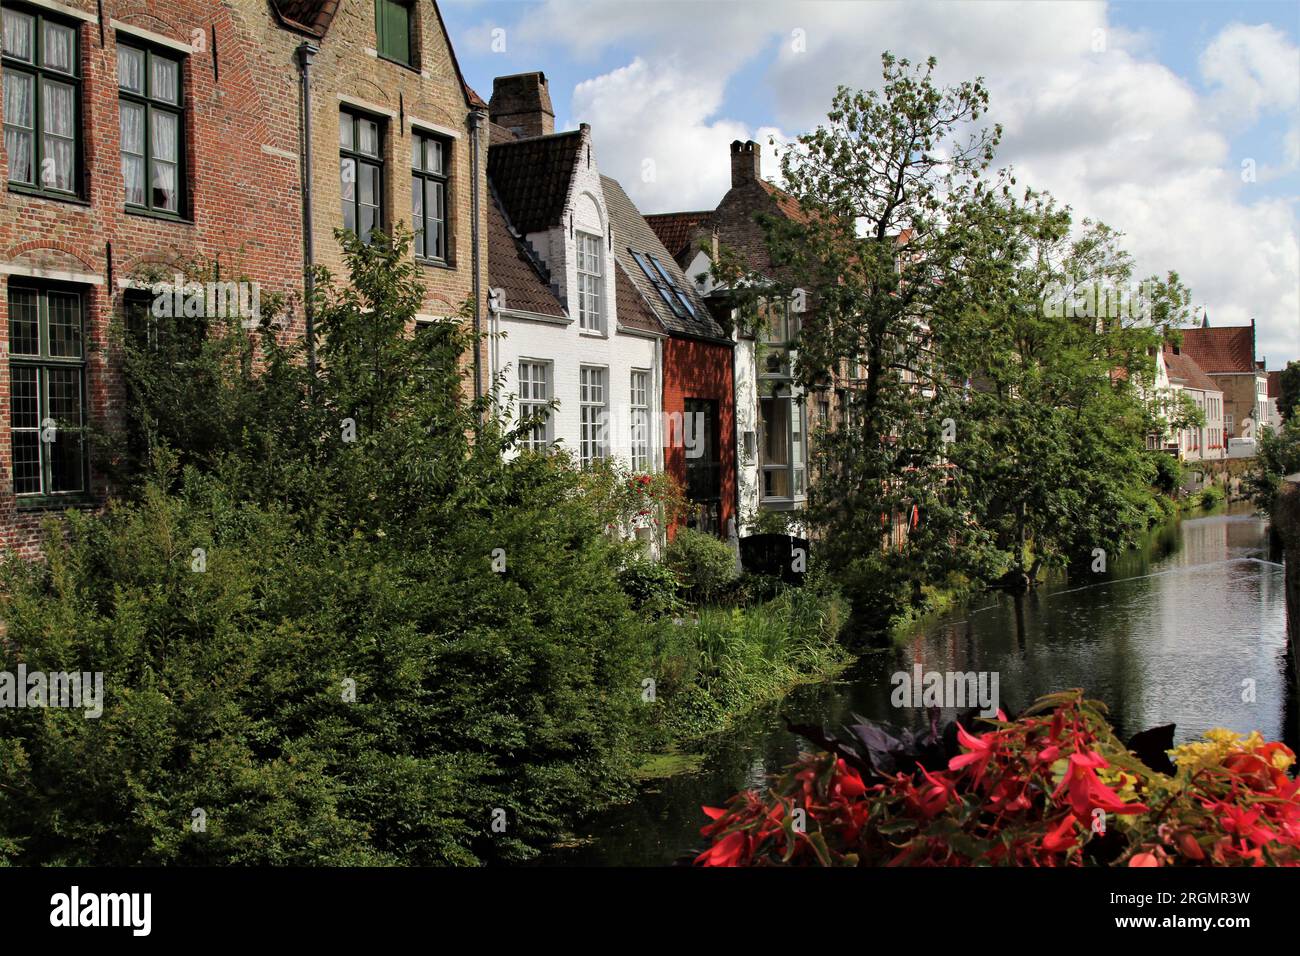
[696,691,1300,866]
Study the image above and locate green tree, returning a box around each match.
[0,229,647,864]
[1278,360,1300,423]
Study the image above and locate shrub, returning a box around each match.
[664,528,739,604]
[1198,482,1225,510]
[696,691,1300,867]
[618,559,682,617]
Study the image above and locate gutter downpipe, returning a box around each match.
[297,41,319,383]
[469,106,488,405]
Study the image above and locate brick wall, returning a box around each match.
[663,335,735,536]
[0,0,489,555]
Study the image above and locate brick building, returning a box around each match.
[1178,321,1268,444]
[649,139,820,531]
[0,0,490,554]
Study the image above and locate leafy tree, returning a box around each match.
[1279,360,1300,423]
[1244,412,1300,513]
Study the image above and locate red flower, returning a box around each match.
[949,722,994,781]
[1040,814,1079,853]
[1129,852,1161,867]
[695,830,749,867]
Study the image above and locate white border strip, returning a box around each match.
[110,20,194,54]
[0,263,103,285]
[261,144,298,161]
[337,93,398,119]
[16,0,97,24]
[410,117,462,140]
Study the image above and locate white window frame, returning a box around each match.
[759,391,806,503]
[579,365,608,466]
[576,231,604,333]
[518,359,552,452]
[630,368,650,472]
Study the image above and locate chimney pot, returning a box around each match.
[489,72,555,138]
[730,139,761,188]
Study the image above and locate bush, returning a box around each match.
[664,528,739,604]
[1198,482,1225,510]
[618,559,682,617]
[0,229,649,866]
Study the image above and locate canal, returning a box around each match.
[545,506,1297,866]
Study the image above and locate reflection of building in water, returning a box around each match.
[1176,516,1231,567]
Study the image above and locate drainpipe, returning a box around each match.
[468,106,488,404]
[297,41,319,381]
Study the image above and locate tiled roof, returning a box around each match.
[758,180,811,224]
[268,0,339,36]
[601,175,728,342]
[487,130,584,234]
[1163,346,1221,393]
[1178,325,1257,374]
[644,211,712,267]
[487,193,565,319]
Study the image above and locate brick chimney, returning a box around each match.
[730,139,761,188]
[489,72,555,138]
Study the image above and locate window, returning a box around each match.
[118,40,184,214]
[518,360,550,452]
[630,249,696,319]
[630,369,650,471]
[761,298,800,345]
[411,131,447,261]
[340,110,383,244]
[760,392,806,501]
[8,285,86,497]
[375,0,412,66]
[576,232,603,332]
[3,5,80,196]
[579,366,607,466]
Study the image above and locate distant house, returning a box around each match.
[1161,345,1225,461]
[1178,322,1269,446]
[1262,369,1284,432]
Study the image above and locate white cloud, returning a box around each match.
[509,1,1300,362]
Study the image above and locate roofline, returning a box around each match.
[488,127,586,149]
[429,0,484,112]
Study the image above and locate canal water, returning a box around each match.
[543,506,1297,866]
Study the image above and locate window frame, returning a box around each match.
[374,0,414,68]
[576,231,604,333]
[2,4,83,200]
[629,368,650,471]
[116,37,186,218]
[630,249,695,320]
[579,364,608,467]
[759,390,807,505]
[340,108,385,245]
[411,129,448,263]
[517,358,552,453]
[7,283,89,500]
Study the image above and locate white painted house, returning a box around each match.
[485,75,663,472]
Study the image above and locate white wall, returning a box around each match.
[492,129,662,471]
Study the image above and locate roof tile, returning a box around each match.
[1178,325,1257,374]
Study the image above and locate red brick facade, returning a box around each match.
[663,335,735,536]
[0,0,488,554]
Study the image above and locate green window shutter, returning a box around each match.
[377,0,411,65]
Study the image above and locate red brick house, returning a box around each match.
[1178,321,1268,443]
[0,0,490,554]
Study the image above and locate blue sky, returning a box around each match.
[441,0,1300,364]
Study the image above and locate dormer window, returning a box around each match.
[576,231,603,332]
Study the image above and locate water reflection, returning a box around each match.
[542,508,1296,866]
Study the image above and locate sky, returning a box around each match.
[440,0,1300,366]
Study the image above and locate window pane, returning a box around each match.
[411,174,424,257]
[427,138,442,174]
[120,101,145,204]
[358,119,379,156]
[4,72,33,183]
[151,109,177,162]
[339,114,353,150]
[47,291,81,357]
[42,21,75,73]
[3,9,33,60]
[46,366,83,493]
[9,288,38,355]
[117,45,144,92]
[152,160,177,212]
[359,161,376,205]
[426,179,443,259]
[41,79,75,191]
[411,134,422,169]
[151,54,179,104]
